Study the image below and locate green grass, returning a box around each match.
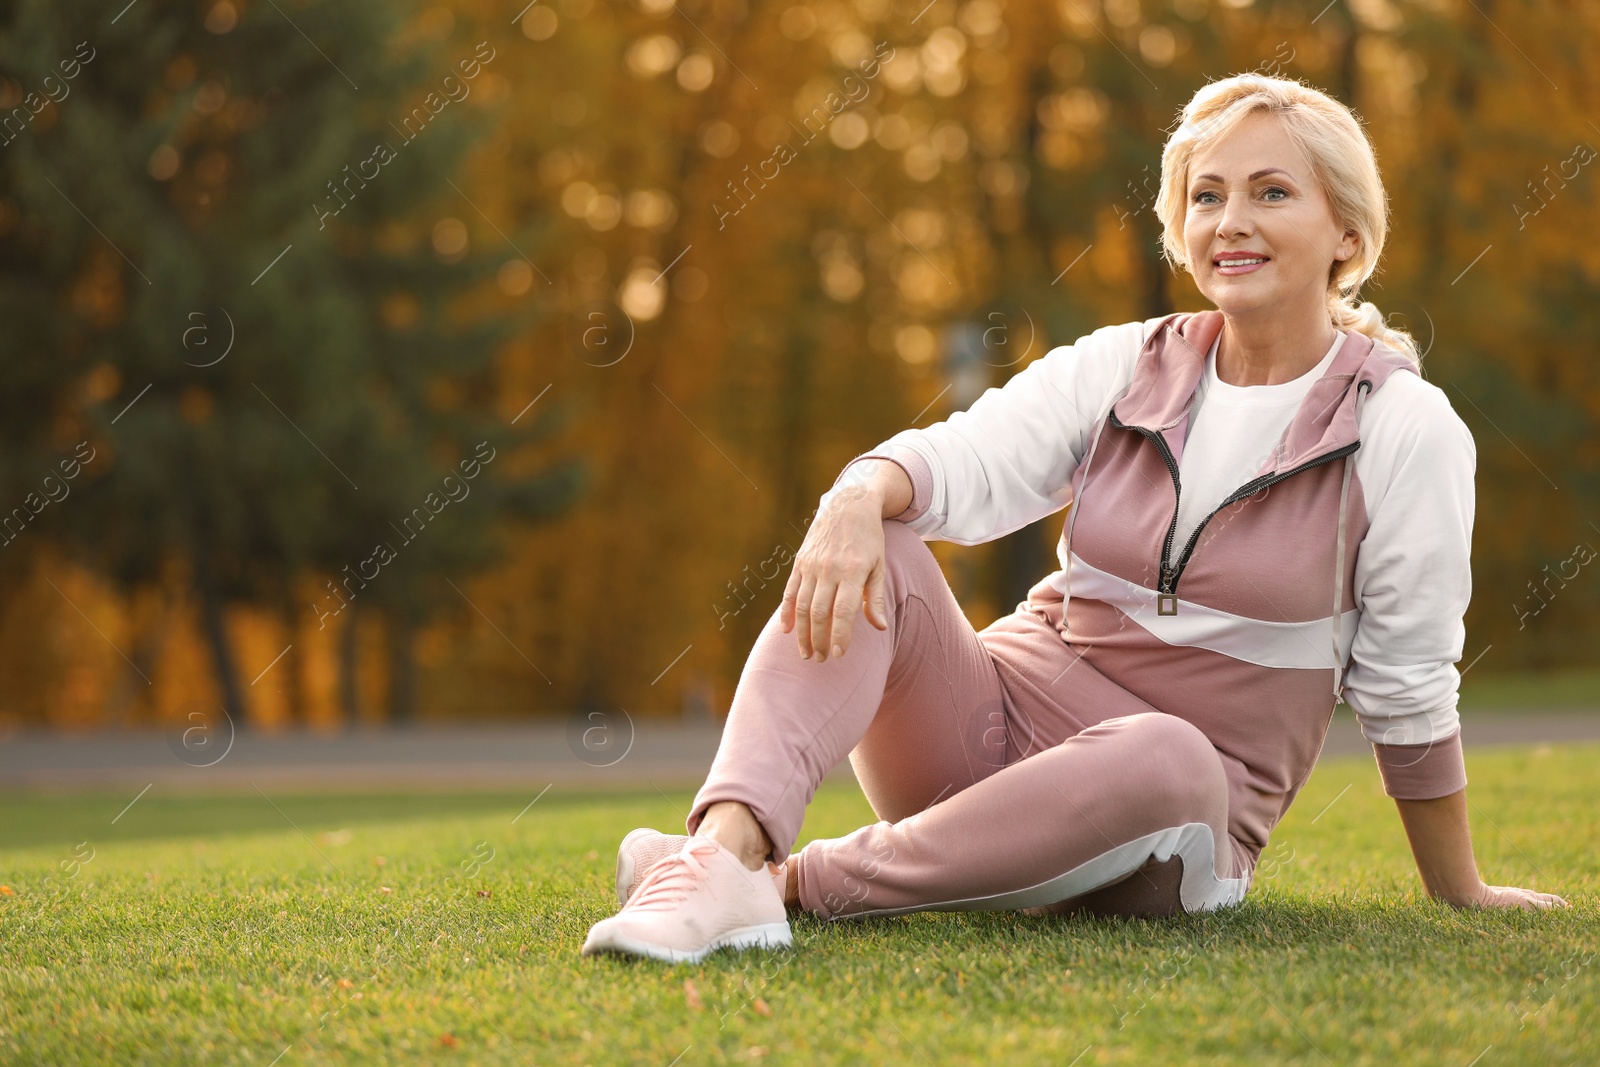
[1460,668,1600,710]
[2,744,1596,1066]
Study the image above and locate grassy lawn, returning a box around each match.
[1460,669,1600,710]
[1,744,1596,1066]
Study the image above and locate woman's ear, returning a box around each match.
[1333,228,1359,262]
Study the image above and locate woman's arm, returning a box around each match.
[825,457,914,521]
[834,318,1153,546]
[1393,789,1568,910]
[1344,377,1567,911]
[1343,373,1477,758]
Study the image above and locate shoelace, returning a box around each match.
[626,842,721,913]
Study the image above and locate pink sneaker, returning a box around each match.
[583,836,793,963]
[615,828,690,906]
[615,828,791,906]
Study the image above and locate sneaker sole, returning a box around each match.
[584,921,794,965]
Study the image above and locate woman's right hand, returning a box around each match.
[780,484,891,662]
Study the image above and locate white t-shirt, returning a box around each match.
[1171,331,1344,551]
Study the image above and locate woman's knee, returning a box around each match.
[879,517,926,565]
[877,519,947,601]
[1094,712,1230,819]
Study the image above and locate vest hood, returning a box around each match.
[1109,310,1419,476]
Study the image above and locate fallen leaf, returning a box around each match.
[684,979,704,1011]
[585,849,600,861]
[338,978,354,990]
[379,886,393,895]
[476,890,492,898]
[372,856,388,866]
[0,885,14,896]
[438,1033,458,1048]
[752,998,772,1017]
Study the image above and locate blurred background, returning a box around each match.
[1,0,1596,744]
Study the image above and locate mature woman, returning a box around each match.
[582,74,1569,963]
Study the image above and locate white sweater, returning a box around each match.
[853,317,1475,752]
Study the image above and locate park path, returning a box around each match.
[2,709,1597,792]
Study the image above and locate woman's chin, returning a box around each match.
[1198,287,1280,320]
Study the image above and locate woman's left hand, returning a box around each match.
[1456,883,1570,911]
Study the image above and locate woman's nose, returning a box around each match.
[1215,193,1254,239]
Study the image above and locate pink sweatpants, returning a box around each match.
[687,520,1255,921]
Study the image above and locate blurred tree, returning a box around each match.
[3,0,1596,728]
[0,0,582,726]
[1374,0,1600,666]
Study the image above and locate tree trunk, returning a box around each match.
[338,602,361,726]
[108,589,169,729]
[388,612,417,725]
[992,522,1053,620]
[193,546,250,729]
[740,307,816,657]
[277,595,306,726]
[1337,0,1360,104]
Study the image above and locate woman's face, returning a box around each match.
[1182,111,1357,322]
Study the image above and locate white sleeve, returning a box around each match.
[1343,371,1476,748]
[845,319,1152,546]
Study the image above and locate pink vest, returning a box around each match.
[1031,310,1418,864]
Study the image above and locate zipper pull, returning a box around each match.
[1158,563,1177,616]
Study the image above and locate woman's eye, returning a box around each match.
[1262,186,1289,201]
[1192,190,1220,205]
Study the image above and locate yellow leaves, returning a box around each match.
[380,292,420,331]
[625,36,682,79]
[684,978,704,1011]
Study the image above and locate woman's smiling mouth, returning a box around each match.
[1212,252,1270,275]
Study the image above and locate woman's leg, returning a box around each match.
[686,520,1017,865]
[793,711,1248,919]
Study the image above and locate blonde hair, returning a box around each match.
[1154,74,1418,363]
